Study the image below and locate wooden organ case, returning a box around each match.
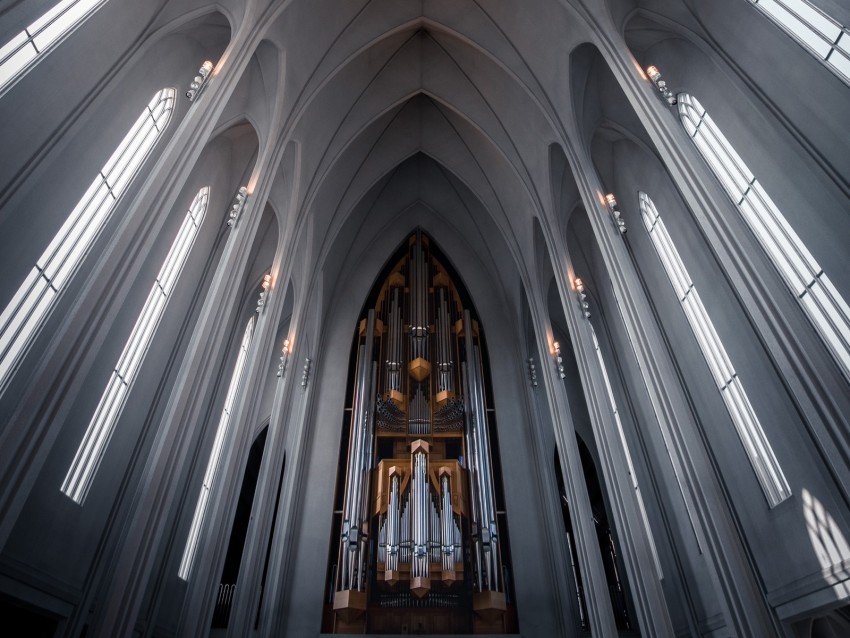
[323,232,517,634]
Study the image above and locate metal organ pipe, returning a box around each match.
[441,473,454,573]
[337,309,376,593]
[386,287,401,394]
[410,234,428,361]
[356,362,378,591]
[461,360,483,592]
[411,445,429,585]
[387,473,400,573]
[436,289,453,393]
[462,309,502,593]
[401,494,410,565]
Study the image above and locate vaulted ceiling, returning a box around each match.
[241,2,602,317]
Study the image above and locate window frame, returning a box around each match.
[678,92,850,383]
[639,191,791,507]
[0,0,109,97]
[61,186,209,504]
[0,87,176,396]
[747,0,850,85]
[178,316,255,581]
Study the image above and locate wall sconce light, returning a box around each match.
[527,357,538,387]
[186,60,214,101]
[301,357,312,387]
[277,339,291,378]
[575,278,591,319]
[256,274,271,313]
[646,66,677,106]
[605,194,627,234]
[553,342,566,379]
[227,187,248,228]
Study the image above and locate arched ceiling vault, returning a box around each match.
[244,1,618,325]
[274,27,567,289]
[319,153,523,335]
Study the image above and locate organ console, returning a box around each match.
[324,232,516,634]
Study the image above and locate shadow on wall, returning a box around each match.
[803,489,850,597]
[793,489,850,637]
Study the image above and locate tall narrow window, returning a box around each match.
[179,317,255,581]
[61,187,209,504]
[639,191,791,507]
[589,324,662,578]
[610,285,702,551]
[0,0,108,93]
[0,87,176,395]
[679,93,850,382]
[747,0,850,83]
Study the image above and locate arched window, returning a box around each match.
[588,323,662,577]
[639,191,791,507]
[179,316,255,581]
[0,87,176,395]
[61,187,210,504]
[0,0,108,94]
[678,93,850,383]
[747,0,850,83]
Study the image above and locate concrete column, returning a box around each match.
[83,27,286,638]
[560,118,780,634]
[585,1,850,512]
[176,202,287,635]
[527,284,619,636]
[224,289,306,637]
[523,333,588,637]
[0,3,261,555]
[259,288,320,638]
[542,215,675,637]
[223,341,295,636]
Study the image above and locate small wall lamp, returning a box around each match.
[646,66,677,106]
[575,278,591,319]
[256,274,271,313]
[277,339,291,377]
[553,342,566,379]
[186,61,214,101]
[605,194,627,234]
[227,187,248,228]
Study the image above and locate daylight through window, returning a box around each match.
[61,186,209,504]
[179,317,255,580]
[748,0,850,83]
[0,87,175,395]
[639,191,791,507]
[678,93,850,382]
[0,0,107,93]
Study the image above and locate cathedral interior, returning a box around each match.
[0,0,849,636]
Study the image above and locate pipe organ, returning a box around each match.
[325,232,516,634]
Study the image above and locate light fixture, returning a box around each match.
[227,187,248,228]
[301,357,312,387]
[527,357,538,388]
[256,274,271,313]
[553,342,566,379]
[646,65,677,106]
[605,193,627,234]
[575,278,591,319]
[277,339,291,378]
[186,60,214,101]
